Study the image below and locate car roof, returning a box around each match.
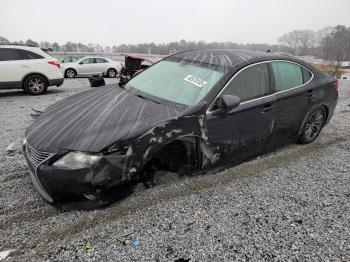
[169,49,294,69]
[80,56,110,59]
[0,44,41,51]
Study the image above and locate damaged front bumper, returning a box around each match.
[22,141,133,203]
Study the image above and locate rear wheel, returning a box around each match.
[23,75,48,95]
[298,107,326,144]
[65,68,76,78]
[107,68,117,78]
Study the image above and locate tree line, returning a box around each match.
[278,25,350,65]
[1,25,349,64]
[0,37,290,55]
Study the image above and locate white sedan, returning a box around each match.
[61,57,123,78]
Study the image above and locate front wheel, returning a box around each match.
[107,68,117,78]
[298,107,326,144]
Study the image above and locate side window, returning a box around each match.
[0,48,43,61]
[271,61,303,91]
[95,58,108,63]
[221,63,270,102]
[302,67,312,83]
[17,49,43,60]
[81,58,94,64]
[0,48,20,61]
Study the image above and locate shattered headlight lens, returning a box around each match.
[52,152,101,170]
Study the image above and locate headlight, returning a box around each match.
[52,152,101,170]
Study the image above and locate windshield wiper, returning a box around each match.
[135,94,160,104]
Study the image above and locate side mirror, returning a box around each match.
[222,95,240,111]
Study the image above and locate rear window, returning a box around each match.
[0,48,43,61]
[96,58,108,63]
[271,61,303,91]
[81,58,95,64]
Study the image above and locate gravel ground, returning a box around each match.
[0,79,350,261]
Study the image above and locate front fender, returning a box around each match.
[123,115,205,177]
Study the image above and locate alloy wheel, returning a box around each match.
[29,78,45,94]
[66,69,76,78]
[108,69,116,78]
[304,109,325,141]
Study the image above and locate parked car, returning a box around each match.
[119,55,154,87]
[61,57,122,78]
[23,49,338,207]
[59,56,80,63]
[0,45,64,95]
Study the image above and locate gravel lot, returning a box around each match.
[1,79,350,261]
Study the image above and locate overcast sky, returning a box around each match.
[1,0,350,46]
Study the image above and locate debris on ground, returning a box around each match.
[115,236,127,245]
[174,258,190,262]
[0,249,15,260]
[85,241,93,250]
[131,240,141,248]
[115,231,133,246]
[5,143,16,154]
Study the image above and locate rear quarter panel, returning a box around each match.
[316,72,338,123]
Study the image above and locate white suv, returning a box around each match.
[0,45,64,95]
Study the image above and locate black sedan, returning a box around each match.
[23,49,338,207]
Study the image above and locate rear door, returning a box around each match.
[267,61,315,148]
[0,48,44,87]
[95,58,109,74]
[206,62,276,167]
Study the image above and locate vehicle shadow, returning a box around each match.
[54,182,135,211]
[0,90,26,97]
[0,88,66,98]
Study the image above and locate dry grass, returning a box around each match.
[312,63,347,78]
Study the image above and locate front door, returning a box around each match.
[205,62,275,167]
[77,58,96,76]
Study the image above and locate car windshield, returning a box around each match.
[126,59,224,106]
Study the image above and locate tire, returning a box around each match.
[23,74,48,95]
[65,68,76,78]
[107,68,117,78]
[298,107,327,144]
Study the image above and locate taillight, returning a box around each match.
[332,80,338,91]
[48,61,60,69]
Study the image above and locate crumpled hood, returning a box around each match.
[25,86,185,153]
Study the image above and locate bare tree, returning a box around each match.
[322,25,350,66]
[298,30,316,51]
[25,39,39,47]
[40,41,51,49]
[278,31,301,55]
[0,36,10,45]
[51,42,60,52]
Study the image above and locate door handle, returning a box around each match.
[261,103,273,113]
[20,64,29,68]
[306,89,315,97]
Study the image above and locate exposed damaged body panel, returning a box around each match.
[23,49,338,207]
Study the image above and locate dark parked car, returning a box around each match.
[118,55,154,87]
[23,49,338,207]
